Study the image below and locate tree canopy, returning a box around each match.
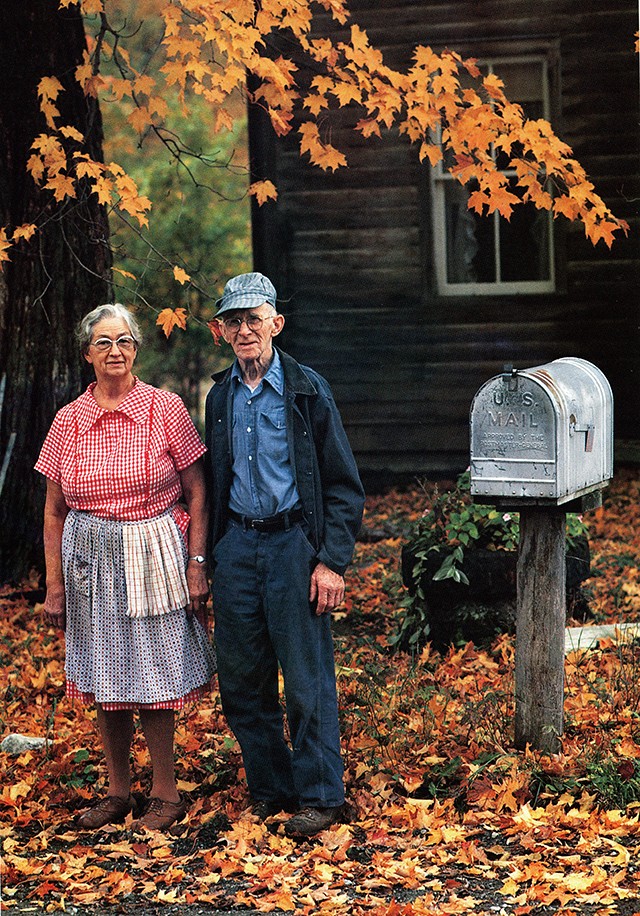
[0,0,630,334]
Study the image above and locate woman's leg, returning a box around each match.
[138,708,180,802]
[96,705,134,798]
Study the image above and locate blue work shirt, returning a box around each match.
[228,350,301,518]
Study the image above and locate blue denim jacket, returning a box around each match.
[205,347,365,575]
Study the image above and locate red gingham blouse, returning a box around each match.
[35,379,206,534]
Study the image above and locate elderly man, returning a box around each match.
[205,272,365,838]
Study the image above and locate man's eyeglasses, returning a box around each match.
[90,335,137,352]
[221,314,273,332]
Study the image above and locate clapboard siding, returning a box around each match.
[250,0,640,476]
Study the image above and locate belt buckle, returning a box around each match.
[250,518,265,530]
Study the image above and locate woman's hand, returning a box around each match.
[186,562,209,630]
[44,586,66,630]
[42,480,69,631]
[180,460,210,630]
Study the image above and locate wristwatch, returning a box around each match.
[188,555,206,564]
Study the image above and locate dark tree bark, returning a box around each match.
[0,1,112,582]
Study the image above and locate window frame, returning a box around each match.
[430,53,557,298]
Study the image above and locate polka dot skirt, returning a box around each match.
[62,510,216,708]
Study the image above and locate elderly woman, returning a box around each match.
[35,303,216,832]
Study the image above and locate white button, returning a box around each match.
[247,399,252,405]
[247,426,251,432]
[249,455,253,461]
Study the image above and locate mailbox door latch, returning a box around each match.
[570,415,595,452]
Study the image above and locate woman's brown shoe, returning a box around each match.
[135,796,188,831]
[75,794,134,829]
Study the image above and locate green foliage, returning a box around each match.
[530,756,640,811]
[103,90,251,421]
[61,749,97,789]
[394,471,589,650]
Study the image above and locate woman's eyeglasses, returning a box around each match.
[90,335,137,352]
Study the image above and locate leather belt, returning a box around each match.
[228,507,304,532]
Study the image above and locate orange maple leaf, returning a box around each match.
[38,76,63,101]
[156,307,188,338]
[419,142,442,166]
[248,180,278,206]
[173,266,191,285]
[45,174,77,202]
[59,125,84,143]
[0,228,12,265]
[207,319,224,346]
[356,118,381,139]
[12,224,37,243]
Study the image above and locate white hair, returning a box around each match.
[77,303,142,353]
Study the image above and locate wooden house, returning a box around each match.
[248,0,639,480]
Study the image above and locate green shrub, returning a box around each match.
[393,471,588,650]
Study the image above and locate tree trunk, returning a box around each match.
[0,1,112,582]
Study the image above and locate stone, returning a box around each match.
[1,733,47,756]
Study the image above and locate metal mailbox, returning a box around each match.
[470,357,613,506]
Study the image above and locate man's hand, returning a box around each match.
[309,562,345,616]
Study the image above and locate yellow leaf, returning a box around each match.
[419,142,442,166]
[499,877,520,897]
[214,108,235,133]
[93,175,114,206]
[81,0,104,13]
[12,224,37,243]
[45,174,77,202]
[176,779,198,793]
[248,180,278,206]
[38,76,63,101]
[74,155,104,180]
[173,266,190,285]
[356,119,380,138]
[303,93,329,115]
[128,107,152,133]
[60,125,84,143]
[156,308,188,338]
[112,267,137,281]
[0,228,12,265]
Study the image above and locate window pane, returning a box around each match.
[445,182,496,283]
[499,179,550,282]
[496,60,546,119]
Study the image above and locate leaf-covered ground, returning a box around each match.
[2,469,640,915]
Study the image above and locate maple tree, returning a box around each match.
[1,0,630,280]
[0,0,633,580]
[0,0,112,582]
[2,469,640,913]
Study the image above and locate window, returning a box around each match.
[431,56,555,296]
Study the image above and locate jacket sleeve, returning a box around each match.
[309,377,365,575]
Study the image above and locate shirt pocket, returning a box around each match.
[259,406,289,462]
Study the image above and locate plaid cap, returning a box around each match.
[215,272,277,316]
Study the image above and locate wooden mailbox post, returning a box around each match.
[469,358,613,753]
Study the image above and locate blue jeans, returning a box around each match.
[212,520,344,808]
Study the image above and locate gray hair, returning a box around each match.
[77,303,142,354]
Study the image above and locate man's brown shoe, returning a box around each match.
[75,794,134,830]
[135,796,188,831]
[284,805,343,838]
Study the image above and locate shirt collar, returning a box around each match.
[75,377,153,436]
[231,349,284,396]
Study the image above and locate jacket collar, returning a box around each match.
[212,347,317,396]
